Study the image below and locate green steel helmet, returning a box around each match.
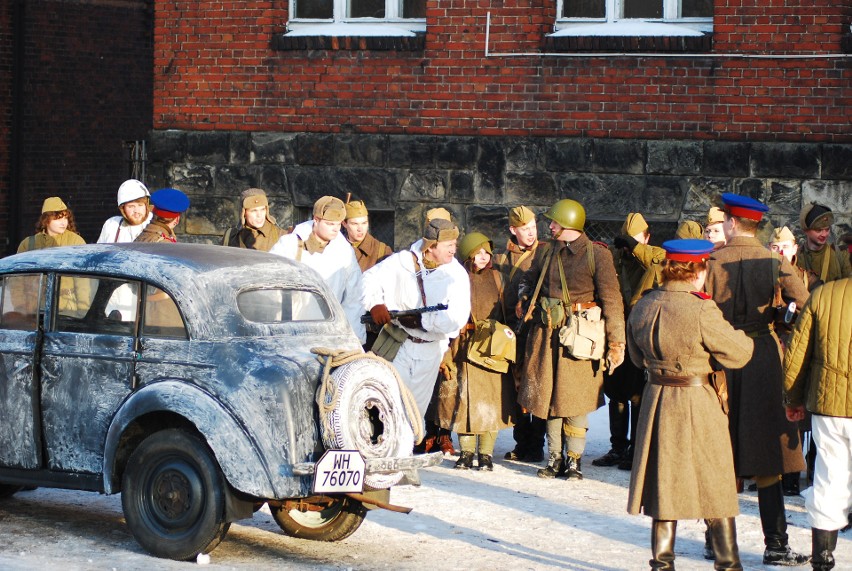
[543,199,586,232]
[458,231,493,261]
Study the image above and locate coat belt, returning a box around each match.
[648,372,710,387]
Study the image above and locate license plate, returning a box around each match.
[312,450,366,494]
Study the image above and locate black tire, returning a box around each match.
[272,496,366,542]
[0,484,22,499]
[121,429,229,560]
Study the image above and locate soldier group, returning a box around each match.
[16,180,852,571]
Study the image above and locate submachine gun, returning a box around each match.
[360,303,448,327]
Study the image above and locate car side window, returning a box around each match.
[54,275,138,337]
[0,274,43,331]
[237,288,331,323]
[142,284,187,338]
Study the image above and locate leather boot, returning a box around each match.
[436,433,456,455]
[707,517,742,570]
[758,481,810,566]
[703,521,715,560]
[564,455,583,480]
[811,528,837,571]
[650,519,677,570]
[454,451,474,470]
[537,452,563,479]
[477,454,493,472]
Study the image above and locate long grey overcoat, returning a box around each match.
[517,235,625,419]
[627,281,753,520]
[705,236,810,477]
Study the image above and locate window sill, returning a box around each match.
[546,20,712,53]
[274,24,425,51]
[545,31,712,53]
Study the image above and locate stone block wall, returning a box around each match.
[148,130,851,249]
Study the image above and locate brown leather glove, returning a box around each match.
[397,312,423,330]
[606,342,625,375]
[370,304,392,326]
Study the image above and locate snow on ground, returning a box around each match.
[0,406,849,570]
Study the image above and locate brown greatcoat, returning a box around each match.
[517,234,625,419]
[436,266,514,433]
[135,219,177,243]
[350,232,393,272]
[225,219,284,252]
[704,235,810,477]
[627,281,754,520]
[493,237,539,332]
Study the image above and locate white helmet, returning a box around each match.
[116,179,150,206]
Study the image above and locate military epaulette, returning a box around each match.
[691,291,711,300]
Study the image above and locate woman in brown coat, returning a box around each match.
[627,239,754,570]
[436,232,514,472]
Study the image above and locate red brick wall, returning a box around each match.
[153,0,851,142]
[3,0,153,251]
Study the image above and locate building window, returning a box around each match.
[556,0,712,33]
[289,0,426,32]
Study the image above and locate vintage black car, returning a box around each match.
[0,243,438,560]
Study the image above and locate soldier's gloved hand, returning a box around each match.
[397,313,423,330]
[606,342,625,374]
[613,235,638,251]
[515,297,527,320]
[370,304,392,326]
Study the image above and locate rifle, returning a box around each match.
[360,303,448,325]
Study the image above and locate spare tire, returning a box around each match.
[319,358,414,489]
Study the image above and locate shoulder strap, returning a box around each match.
[222,228,232,246]
[523,244,555,322]
[556,253,572,307]
[296,238,305,262]
[819,245,831,283]
[409,251,428,306]
[508,249,533,282]
[114,221,123,242]
[587,240,596,276]
[28,235,36,251]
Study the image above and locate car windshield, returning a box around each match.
[237,288,331,323]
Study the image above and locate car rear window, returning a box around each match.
[0,274,43,331]
[237,288,331,323]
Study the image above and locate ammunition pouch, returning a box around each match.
[370,323,409,361]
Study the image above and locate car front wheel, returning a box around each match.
[121,429,229,560]
[271,496,366,541]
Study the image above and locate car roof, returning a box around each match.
[0,243,340,338]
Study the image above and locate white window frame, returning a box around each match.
[287,0,426,34]
[554,0,713,34]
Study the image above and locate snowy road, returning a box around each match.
[0,407,848,570]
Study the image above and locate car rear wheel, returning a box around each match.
[271,496,366,541]
[0,484,21,498]
[121,429,229,560]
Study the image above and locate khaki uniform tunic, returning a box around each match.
[351,233,393,272]
[226,219,284,252]
[704,235,810,477]
[796,242,852,284]
[17,230,89,316]
[517,234,625,419]
[627,282,753,520]
[436,266,514,433]
[134,220,177,243]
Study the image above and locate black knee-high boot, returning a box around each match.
[811,528,838,571]
[650,519,676,570]
[757,481,810,566]
[707,517,742,570]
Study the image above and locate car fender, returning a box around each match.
[103,379,275,498]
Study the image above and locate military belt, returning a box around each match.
[744,325,773,338]
[648,372,710,387]
[570,301,597,312]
